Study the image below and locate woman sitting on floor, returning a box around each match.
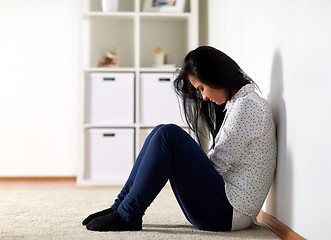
[82,46,277,232]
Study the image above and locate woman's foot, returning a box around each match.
[86,211,142,232]
[82,207,114,225]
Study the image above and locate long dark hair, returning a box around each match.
[174,46,252,149]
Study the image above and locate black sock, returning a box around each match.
[86,211,142,232]
[82,207,114,226]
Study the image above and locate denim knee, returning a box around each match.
[157,124,182,134]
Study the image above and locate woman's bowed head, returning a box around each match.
[174,46,252,148]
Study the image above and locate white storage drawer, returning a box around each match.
[140,73,184,125]
[85,72,134,124]
[85,128,134,181]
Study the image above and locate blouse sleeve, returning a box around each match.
[210,98,266,175]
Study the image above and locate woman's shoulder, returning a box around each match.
[234,91,272,115]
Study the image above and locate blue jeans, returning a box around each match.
[111,124,233,231]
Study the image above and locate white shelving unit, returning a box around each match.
[78,0,199,185]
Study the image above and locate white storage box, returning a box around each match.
[85,72,134,124]
[85,128,134,181]
[140,73,184,125]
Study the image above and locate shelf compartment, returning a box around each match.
[84,0,135,12]
[140,17,188,68]
[139,0,191,13]
[83,17,135,68]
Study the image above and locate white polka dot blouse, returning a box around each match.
[209,83,277,223]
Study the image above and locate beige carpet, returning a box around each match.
[0,188,280,240]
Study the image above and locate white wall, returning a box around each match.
[0,0,80,176]
[208,0,331,239]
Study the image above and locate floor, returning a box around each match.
[0,177,263,222]
[0,181,281,240]
[0,177,282,239]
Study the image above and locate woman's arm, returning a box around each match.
[210,97,266,175]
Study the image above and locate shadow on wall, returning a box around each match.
[266,50,293,225]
